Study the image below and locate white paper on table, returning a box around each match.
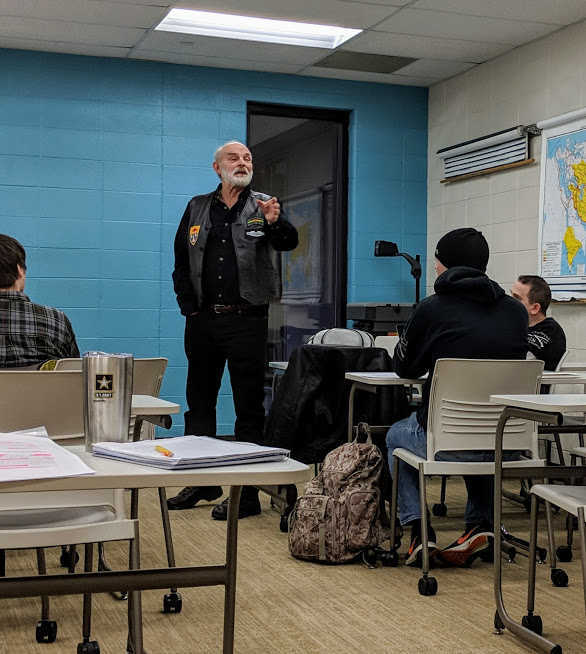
[0,434,95,483]
[0,426,50,438]
[93,435,290,469]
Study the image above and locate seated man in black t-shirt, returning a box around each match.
[510,275,566,376]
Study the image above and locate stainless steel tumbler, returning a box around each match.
[83,352,134,451]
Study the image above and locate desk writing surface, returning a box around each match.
[131,395,180,415]
[490,394,586,413]
[539,371,586,384]
[0,445,311,493]
[268,361,288,371]
[345,372,425,385]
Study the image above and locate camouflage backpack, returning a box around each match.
[288,423,384,563]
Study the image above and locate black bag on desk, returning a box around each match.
[288,424,385,563]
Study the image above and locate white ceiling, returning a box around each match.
[0,0,585,86]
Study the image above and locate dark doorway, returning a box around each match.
[247,102,349,362]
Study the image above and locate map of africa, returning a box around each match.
[541,125,586,295]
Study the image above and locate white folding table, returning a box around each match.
[490,393,586,653]
[344,372,425,441]
[0,448,310,654]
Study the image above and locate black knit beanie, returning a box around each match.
[435,228,489,272]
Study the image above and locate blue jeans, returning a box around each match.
[386,412,522,528]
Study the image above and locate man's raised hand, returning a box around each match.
[257,197,280,224]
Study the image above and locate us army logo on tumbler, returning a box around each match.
[94,374,114,399]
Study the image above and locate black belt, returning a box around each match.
[203,304,267,316]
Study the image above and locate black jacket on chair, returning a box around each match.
[262,344,405,464]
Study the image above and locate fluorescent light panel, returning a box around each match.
[155,8,361,49]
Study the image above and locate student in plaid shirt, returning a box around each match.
[0,234,79,368]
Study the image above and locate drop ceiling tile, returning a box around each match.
[131,49,303,74]
[412,0,586,25]
[0,17,146,46]
[174,0,398,28]
[376,8,557,44]
[301,66,436,86]
[0,0,167,27]
[135,31,329,65]
[396,58,476,79]
[0,35,130,58]
[339,0,411,5]
[342,31,510,62]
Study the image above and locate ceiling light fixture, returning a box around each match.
[155,8,361,49]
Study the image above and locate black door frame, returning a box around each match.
[246,101,350,327]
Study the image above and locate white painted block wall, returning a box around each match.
[427,19,586,362]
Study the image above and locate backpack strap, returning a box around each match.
[355,422,371,444]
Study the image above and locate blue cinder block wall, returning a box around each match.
[0,48,427,435]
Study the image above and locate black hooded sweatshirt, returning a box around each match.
[394,266,529,428]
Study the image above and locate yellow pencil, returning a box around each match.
[155,445,174,457]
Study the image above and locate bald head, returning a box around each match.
[214,141,248,164]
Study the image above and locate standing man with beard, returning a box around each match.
[168,141,298,519]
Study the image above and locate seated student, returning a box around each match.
[511,274,566,374]
[0,234,79,368]
[386,228,528,567]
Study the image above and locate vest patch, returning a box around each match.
[189,224,200,246]
[246,216,264,229]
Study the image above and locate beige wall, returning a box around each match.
[427,19,586,362]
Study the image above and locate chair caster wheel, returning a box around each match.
[77,640,100,654]
[377,549,399,567]
[60,549,80,568]
[432,503,447,517]
[494,611,505,633]
[418,576,437,596]
[279,514,289,533]
[163,592,182,613]
[36,619,57,643]
[522,614,543,635]
[551,568,568,587]
[556,545,572,562]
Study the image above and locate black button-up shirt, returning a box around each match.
[201,185,250,306]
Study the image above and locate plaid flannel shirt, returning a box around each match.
[0,291,80,368]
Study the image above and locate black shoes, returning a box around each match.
[167,486,222,510]
[167,486,261,519]
[211,496,262,520]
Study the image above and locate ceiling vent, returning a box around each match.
[437,126,535,183]
[314,51,416,74]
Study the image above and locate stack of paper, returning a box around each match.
[92,435,290,469]
[0,433,95,483]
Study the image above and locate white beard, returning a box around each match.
[220,166,252,188]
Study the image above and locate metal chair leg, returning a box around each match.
[527,495,539,614]
[77,543,100,653]
[127,522,143,654]
[544,500,557,571]
[390,455,400,552]
[36,548,50,620]
[158,487,182,613]
[417,465,437,596]
[35,548,57,644]
[577,507,586,615]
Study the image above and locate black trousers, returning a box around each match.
[184,309,268,443]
